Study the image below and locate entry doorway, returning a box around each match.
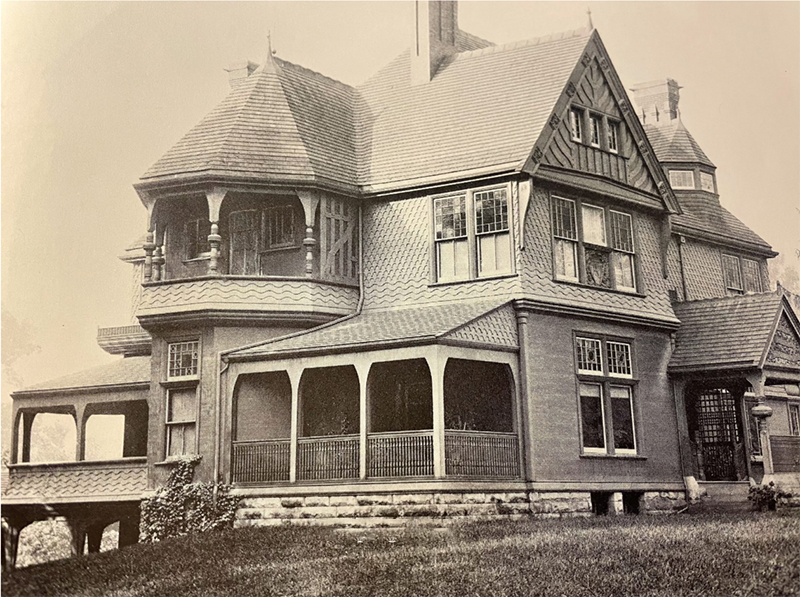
[687,387,747,481]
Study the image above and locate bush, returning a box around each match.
[139,457,239,543]
[747,481,792,511]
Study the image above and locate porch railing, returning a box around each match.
[444,431,520,478]
[771,435,800,473]
[368,430,434,478]
[231,439,290,484]
[297,434,359,481]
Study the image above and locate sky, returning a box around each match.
[2,1,799,411]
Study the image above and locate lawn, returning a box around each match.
[3,512,799,597]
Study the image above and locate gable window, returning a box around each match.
[168,340,199,380]
[789,404,800,436]
[607,121,619,153]
[589,115,601,148]
[669,170,695,190]
[230,204,301,275]
[434,186,513,282]
[570,108,583,142]
[723,254,762,295]
[551,196,637,293]
[700,171,715,193]
[186,219,211,259]
[575,336,637,456]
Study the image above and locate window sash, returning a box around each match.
[610,385,636,453]
[554,238,578,281]
[700,172,715,193]
[580,383,606,452]
[552,197,577,240]
[434,195,467,240]
[741,259,762,293]
[607,342,632,378]
[722,254,743,292]
[474,189,509,235]
[167,423,196,457]
[186,219,211,259]
[609,211,634,253]
[570,109,582,141]
[263,205,298,249]
[607,121,619,153]
[589,115,601,147]
[576,337,603,375]
[669,170,695,190]
[168,341,199,379]
[789,405,800,436]
[581,204,606,246]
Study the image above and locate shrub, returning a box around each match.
[140,457,239,543]
[747,481,792,511]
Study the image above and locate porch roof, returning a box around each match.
[225,300,518,361]
[14,356,151,396]
[669,292,800,375]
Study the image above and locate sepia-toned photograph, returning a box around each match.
[2,1,799,594]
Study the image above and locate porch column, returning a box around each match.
[428,351,446,479]
[672,379,702,501]
[514,308,533,480]
[67,519,87,557]
[20,411,35,463]
[288,367,302,483]
[143,230,156,282]
[297,190,320,278]
[355,361,371,480]
[152,226,166,282]
[86,523,105,554]
[75,404,87,462]
[747,372,775,484]
[2,515,30,572]
[206,188,227,275]
[118,514,140,548]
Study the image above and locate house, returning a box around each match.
[3,1,799,570]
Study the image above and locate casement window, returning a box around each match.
[230,205,301,275]
[551,196,637,292]
[699,172,715,193]
[168,340,199,380]
[723,254,762,295]
[789,404,800,436]
[186,219,211,259]
[434,186,513,282]
[575,336,637,455]
[607,121,619,154]
[589,115,601,148]
[570,108,583,142]
[669,170,695,190]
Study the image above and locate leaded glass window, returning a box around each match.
[576,337,603,374]
[168,341,199,379]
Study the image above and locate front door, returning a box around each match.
[688,388,746,481]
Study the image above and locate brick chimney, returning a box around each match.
[629,79,682,126]
[411,1,459,86]
[225,60,259,88]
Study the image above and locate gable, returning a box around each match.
[764,312,800,370]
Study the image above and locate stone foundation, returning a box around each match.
[235,489,685,527]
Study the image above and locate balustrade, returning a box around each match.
[231,439,290,484]
[444,431,519,477]
[297,435,359,481]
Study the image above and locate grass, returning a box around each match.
[3,512,799,597]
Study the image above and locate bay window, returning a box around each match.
[434,186,513,282]
[551,196,637,292]
[575,335,637,456]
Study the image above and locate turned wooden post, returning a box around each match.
[297,190,320,278]
[143,231,156,282]
[206,188,227,275]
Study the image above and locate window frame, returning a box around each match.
[551,194,639,294]
[165,384,199,458]
[789,403,800,437]
[699,171,716,193]
[431,184,515,284]
[669,170,696,190]
[185,218,212,261]
[723,254,763,295]
[574,334,638,457]
[569,108,583,142]
[167,340,200,381]
[589,114,601,148]
[607,120,619,154]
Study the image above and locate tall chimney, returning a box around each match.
[629,79,682,126]
[225,60,259,89]
[411,1,459,86]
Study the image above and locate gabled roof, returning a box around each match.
[15,356,151,395]
[669,292,798,373]
[644,120,714,167]
[671,192,774,253]
[140,55,358,190]
[226,300,517,361]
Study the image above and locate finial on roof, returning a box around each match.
[267,30,276,56]
[586,7,594,30]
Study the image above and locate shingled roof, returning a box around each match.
[644,120,714,167]
[226,300,517,360]
[670,293,784,372]
[15,356,151,395]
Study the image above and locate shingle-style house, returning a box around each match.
[4,1,800,569]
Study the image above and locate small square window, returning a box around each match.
[607,121,619,153]
[577,337,603,375]
[669,170,695,190]
[607,342,632,378]
[589,115,601,147]
[168,341,199,379]
[700,172,715,193]
[570,109,583,142]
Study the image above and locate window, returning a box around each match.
[789,404,800,436]
[669,170,695,190]
[433,186,513,282]
[264,205,297,249]
[230,204,301,275]
[186,219,211,259]
[168,341,199,379]
[166,387,197,457]
[723,255,762,295]
[551,196,637,292]
[575,336,637,455]
[589,115,601,147]
[607,121,619,153]
[700,172,715,193]
[570,108,583,142]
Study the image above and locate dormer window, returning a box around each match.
[570,108,583,142]
[699,171,715,193]
[607,121,619,153]
[186,219,211,259]
[669,170,695,190]
[589,115,601,147]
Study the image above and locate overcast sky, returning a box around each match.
[2,1,799,399]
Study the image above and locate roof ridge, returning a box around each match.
[452,26,592,61]
[274,56,356,93]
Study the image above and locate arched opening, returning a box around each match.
[367,359,433,477]
[29,413,76,463]
[297,366,360,480]
[84,400,149,460]
[85,415,125,461]
[443,359,519,478]
[231,371,292,483]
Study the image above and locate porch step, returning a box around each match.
[700,481,751,502]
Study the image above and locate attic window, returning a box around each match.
[700,172,715,193]
[570,109,583,142]
[589,115,601,148]
[607,121,619,153]
[669,170,695,190]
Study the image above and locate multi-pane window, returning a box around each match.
[166,387,197,457]
[722,254,743,294]
[264,205,297,249]
[551,196,637,292]
[723,254,762,295]
[570,108,583,142]
[185,219,211,259]
[789,404,800,436]
[669,170,695,190]
[741,259,763,293]
[230,204,302,275]
[700,172,715,193]
[433,186,513,282]
[168,341,199,379]
[607,121,619,153]
[589,115,601,147]
[575,336,636,455]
